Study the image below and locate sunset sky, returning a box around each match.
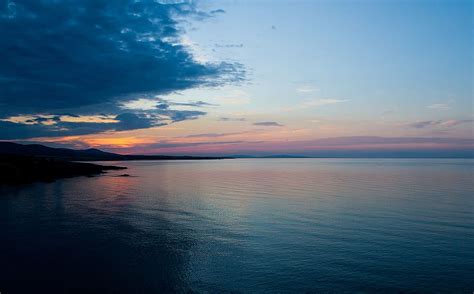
[1,0,472,156]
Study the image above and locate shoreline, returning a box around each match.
[0,155,126,186]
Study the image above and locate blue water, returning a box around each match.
[1,159,473,293]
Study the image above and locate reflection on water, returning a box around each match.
[1,159,473,292]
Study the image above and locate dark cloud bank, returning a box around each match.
[0,0,243,139]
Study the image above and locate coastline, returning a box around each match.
[0,155,126,186]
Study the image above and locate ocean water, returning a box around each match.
[1,159,473,293]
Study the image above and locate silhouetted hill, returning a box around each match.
[0,142,230,186]
[0,142,229,161]
[0,155,125,186]
[0,142,122,161]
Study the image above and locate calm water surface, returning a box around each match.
[1,159,473,293]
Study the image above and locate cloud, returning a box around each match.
[440,119,474,127]
[296,86,319,93]
[167,110,206,122]
[253,121,284,127]
[408,121,437,129]
[302,99,348,107]
[110,140,252,153]
[407,119,473,129]
[98,136,474,156]
[0,97,210,139]
[428,103,451,110]
[185,132,245,138]
[0,0,243,139]
[210,9,225,14]
[287,98,348,111]
[115,96,211,122]
[219,117,247,122]
[302,136,474,146]
[0,113,166,139]
[114,113,154,131]
[215,43,244,48]
[170,101,218,107]
[120,98,217,110]
[120,99,160,111]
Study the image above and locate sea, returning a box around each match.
[1,159,473,293]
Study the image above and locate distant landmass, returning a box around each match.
[0,142,229,161]
[3,141,470,186]
[0,142,228,186]
[0,155,126,186]
[230,155,310,158]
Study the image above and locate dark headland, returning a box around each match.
[0,142,229,186]
[0,155,126,185]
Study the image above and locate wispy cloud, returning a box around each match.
[171,101,218,107]
[210,9,226,14]
[219,117,247,122]
[185,132,245,138]
[299,136,474,147]
[407,119,473,129]
[305,99,348,107]
[288,98,348,111]
[121,98,217,110]
[428,103,451,110]
[381,110,394,116]
[121,99,158,111]
[253,121,284,127]
[296,86,319,93]
[107,136,474,156]
[215,43,244,48]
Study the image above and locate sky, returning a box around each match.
[0,0,473,156]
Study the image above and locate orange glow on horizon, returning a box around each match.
[82,137,156,148]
